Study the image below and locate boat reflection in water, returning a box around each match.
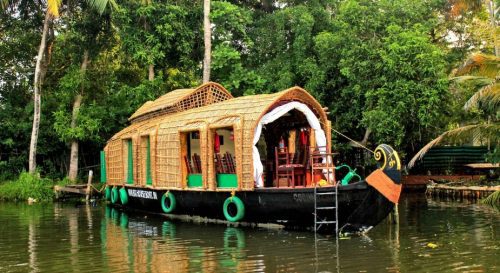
[103,206,265,272]
[0,197,497,273]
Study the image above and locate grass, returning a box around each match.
[0,172,55,202]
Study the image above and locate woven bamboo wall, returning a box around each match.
[104,84,329,190]
[137,136,148,186]
[105,139,123,185]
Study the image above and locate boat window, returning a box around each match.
[213,127,238,188]
[181,130,203,188]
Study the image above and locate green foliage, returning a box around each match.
[310,0,449,152]
[0,0,496,181]
[362,24,448,147]
[481,190,500,208]
[0,172,55,202]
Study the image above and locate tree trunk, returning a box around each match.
[148,64,154,81]
[202,0,211,83]
[487,0,498,57]
[68,50,89,181]
[349,128,372,147]
[29,11,51,174]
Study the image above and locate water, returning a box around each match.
[0,194,498,273]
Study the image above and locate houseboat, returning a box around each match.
[101,82,402,233]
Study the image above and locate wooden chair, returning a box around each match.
[215,153,228,174]
[192,153,202,174]
[224,152,236,174]
[275,147,295,187]
[184,155,194,174]
[290,146,309,186]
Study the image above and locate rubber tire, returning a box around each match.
[119,187,128,205]
[161,192,176,213]
[104,186,111,201]
[111,187,119,204]
[223,196,245,222]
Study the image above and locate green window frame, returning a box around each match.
[127,139,133,184]
[146,137,152,185]
[100,150,107,183]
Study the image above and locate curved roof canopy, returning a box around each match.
[129,82,233,123]
[111,85,327,142]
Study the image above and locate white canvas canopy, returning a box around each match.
[253,101,327,187]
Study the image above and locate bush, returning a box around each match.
[0,172,55,202]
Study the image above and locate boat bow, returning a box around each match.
[365,144,402,204]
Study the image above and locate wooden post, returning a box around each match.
[86,170,93,202]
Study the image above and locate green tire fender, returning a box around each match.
[223,196,245,222]
[104,186,111,201]
[111,186,119,204]
[119,187,128,205]
[161,191,176,213]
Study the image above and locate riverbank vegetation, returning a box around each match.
[0,0,498,191]
[0,172,71,202]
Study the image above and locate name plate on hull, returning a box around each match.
[128,189,158,200]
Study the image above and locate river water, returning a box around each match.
[0,194,498,273]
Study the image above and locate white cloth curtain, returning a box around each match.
[253,102,327,187]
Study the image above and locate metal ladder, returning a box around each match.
[311,150,339,233]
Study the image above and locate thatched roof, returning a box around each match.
[113,86,327,141]
[129,82,233,123]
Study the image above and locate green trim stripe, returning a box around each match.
[127,139,133,184]
[146,137,152,185]
[100,150,107,183]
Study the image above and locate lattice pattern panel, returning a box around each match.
[137,137,147,186]
[155,129,181,188]
[106,140,123,185]
[130,83,233,123]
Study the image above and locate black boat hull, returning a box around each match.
[117,181,394,232]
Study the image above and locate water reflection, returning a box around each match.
[0,195,498,273]
[103,207,257,272]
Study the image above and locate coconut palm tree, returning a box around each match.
[0,0,115,174]
[408,53,499,169]
[449,0,498,56]
[203,0,211,83]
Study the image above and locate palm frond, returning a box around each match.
[464,83,500,110]
[85,0,116,15]
[450,76,494,86]
[481,190,500,207]
[454,53,500,79]
[47,0,62,17]
[449,0,482,17]
[0,0,7,10]
[407,124,500,169]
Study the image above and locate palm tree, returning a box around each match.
[1,0,114,175]
[1,0,58,174]
[408,53,499,169]
[202,0,211,83]
[449,0,498,56]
